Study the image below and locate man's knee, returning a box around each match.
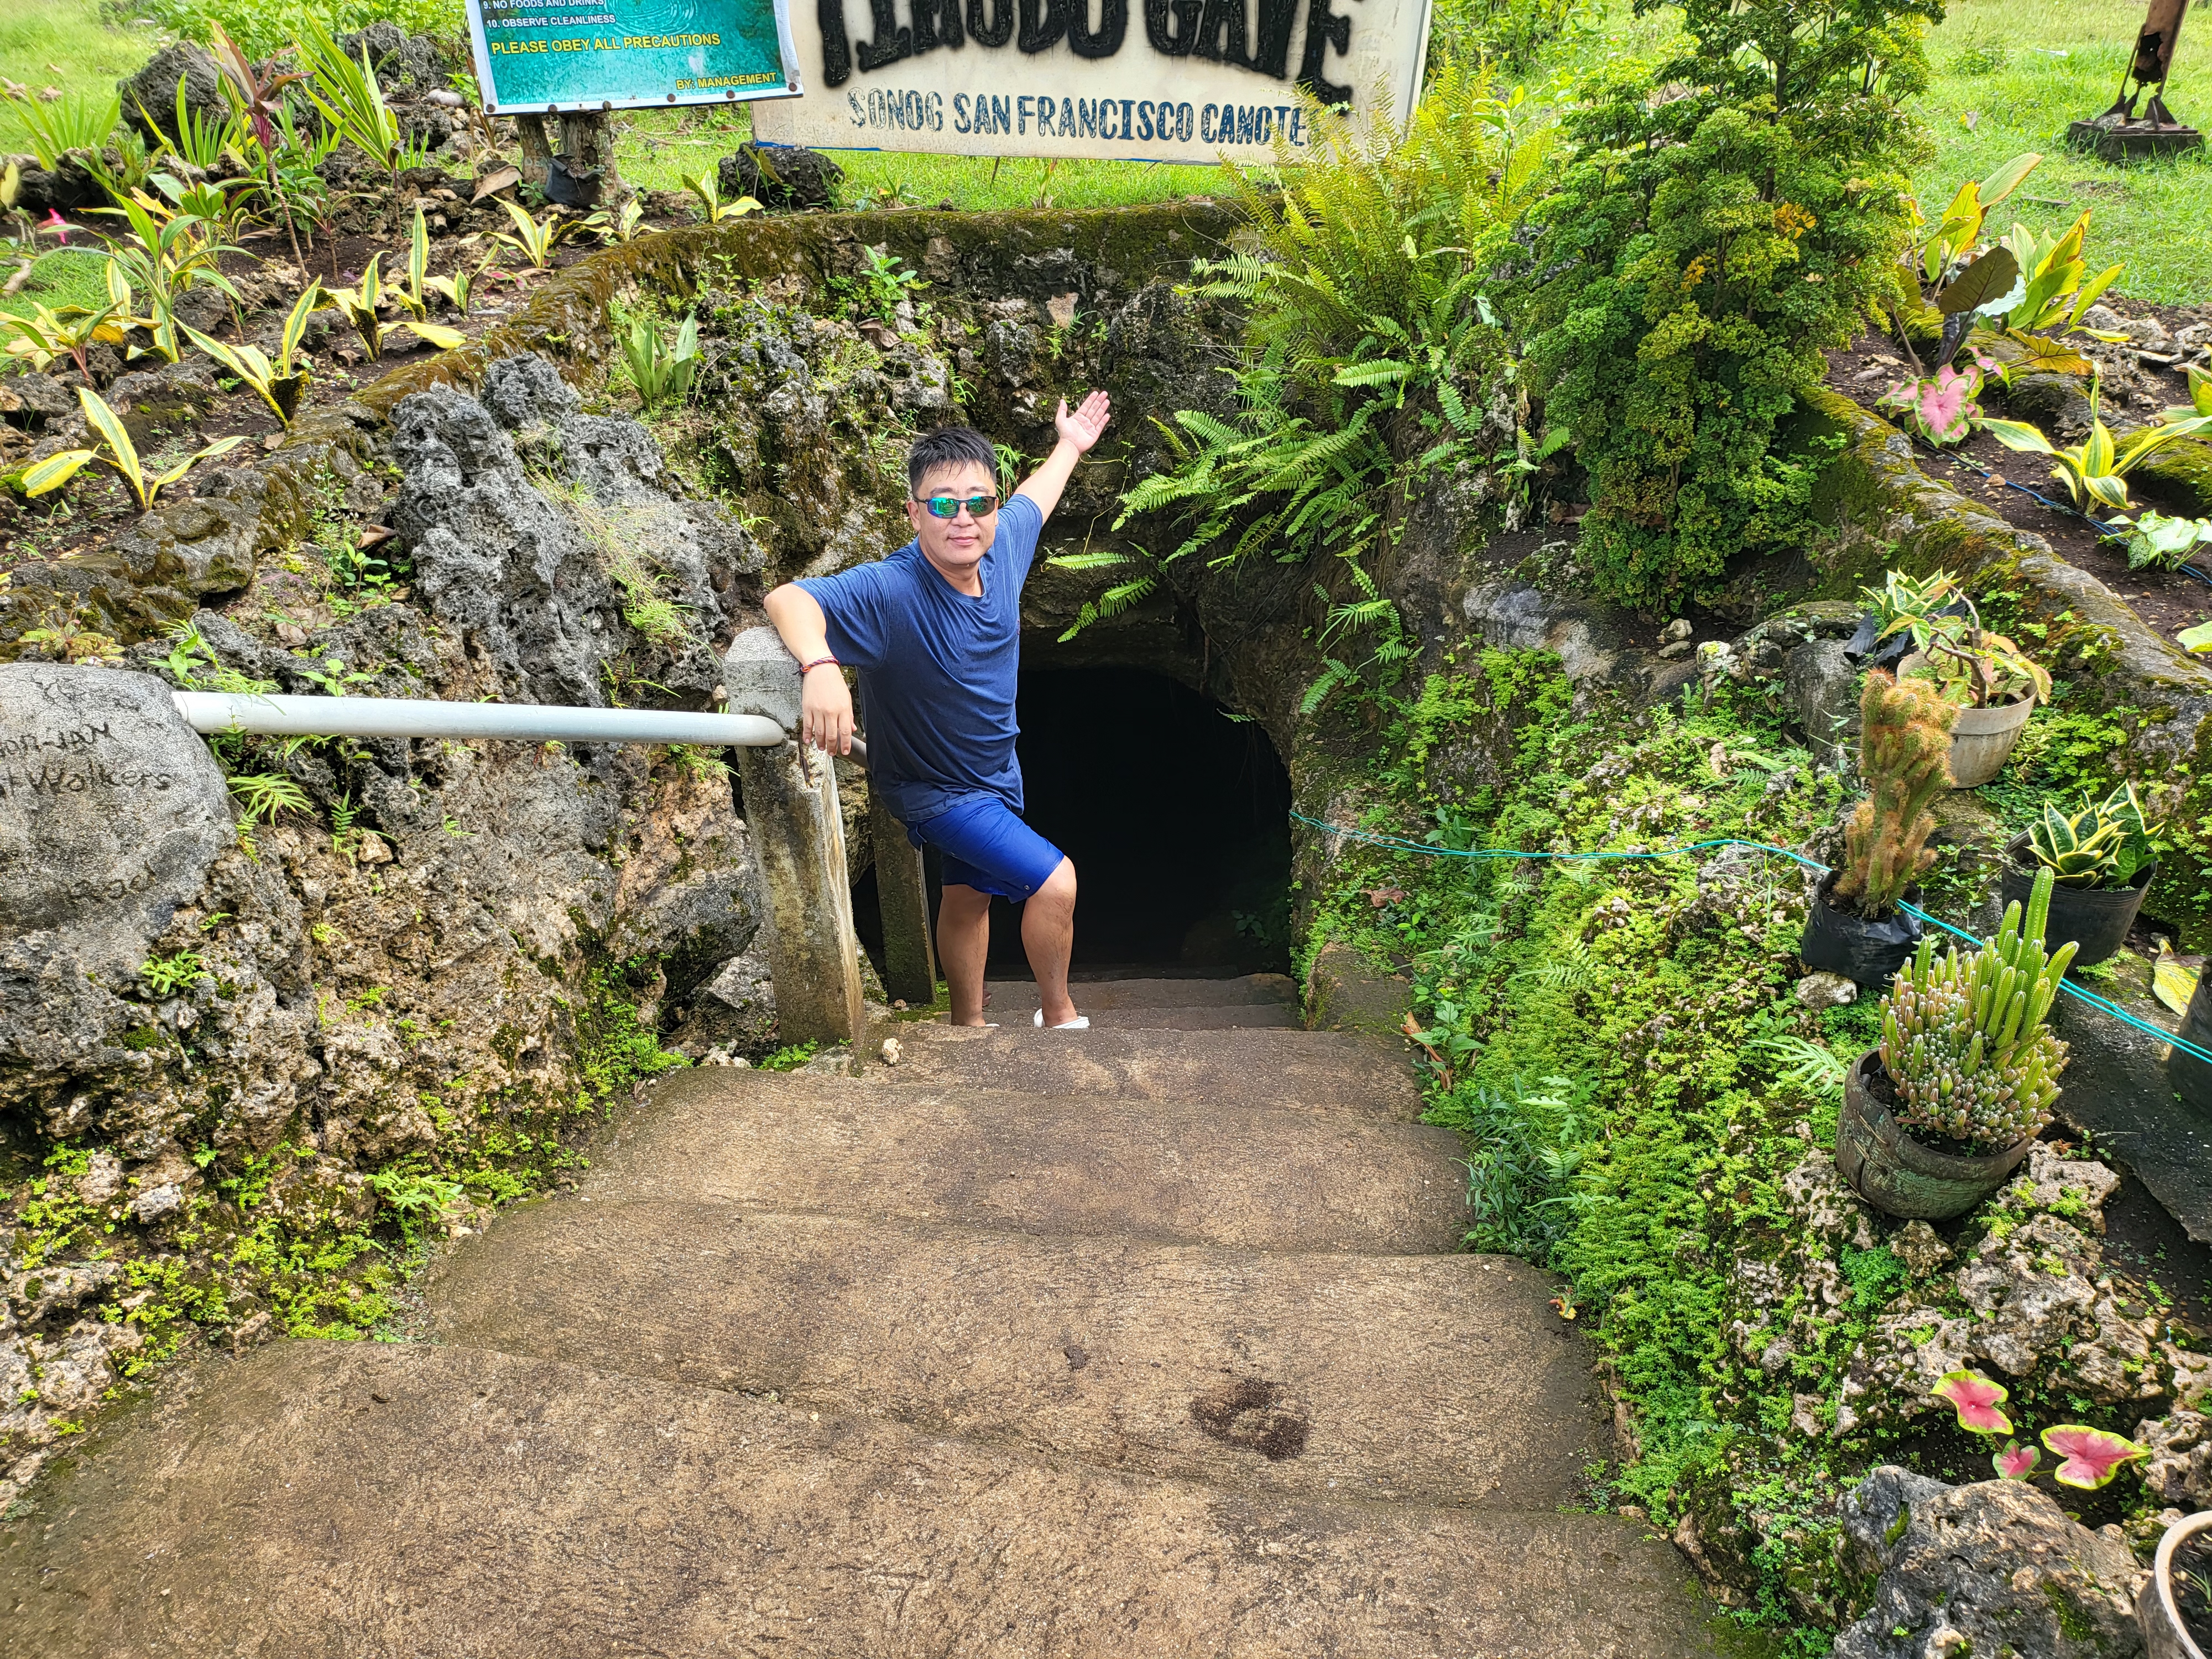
[941,883,993,917]
[1034,857,1076,907]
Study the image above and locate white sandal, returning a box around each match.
[1034,1009,1089,1030]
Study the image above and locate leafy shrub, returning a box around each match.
[1520,0,1935,611]
[130,0,465,60]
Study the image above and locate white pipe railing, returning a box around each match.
[170,691,787,749]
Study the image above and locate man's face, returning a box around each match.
[907,461,999,577]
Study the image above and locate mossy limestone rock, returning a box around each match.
[1834,1464,2145,1658]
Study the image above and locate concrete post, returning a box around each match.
[869,790,937,1005]
[722,629,865,1047]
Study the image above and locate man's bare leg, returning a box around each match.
[938,883,993,1025]
[1023,858,1079,1027]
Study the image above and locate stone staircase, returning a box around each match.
[0,975,1727,1656]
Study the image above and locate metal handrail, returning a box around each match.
[169,691,788,749]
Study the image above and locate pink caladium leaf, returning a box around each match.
[1914,365,1984,445]
[1932,1369,2013,1435]
[1993,1442,2039,1479]
[2041,1425,2147,1490]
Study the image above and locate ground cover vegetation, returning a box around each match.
[1295,644,2204,1649]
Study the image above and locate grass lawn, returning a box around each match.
[611,103,1227,212]
[1916,0,2212,306]
[0,0,154,134]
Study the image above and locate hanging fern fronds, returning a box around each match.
[1109,61,1559,703]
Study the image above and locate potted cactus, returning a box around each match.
[1875,572,2050,786]
[1836,866,2077,1218]
[2000,782,2162,968]
[1801,670,1957,985]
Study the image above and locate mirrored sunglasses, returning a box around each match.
[915,492,999,519]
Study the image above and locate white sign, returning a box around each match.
[752,0,1430,163]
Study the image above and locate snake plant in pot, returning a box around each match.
[2000,782,2162,967]
[1801,670,1957,985]
[1836,866,2077,1218]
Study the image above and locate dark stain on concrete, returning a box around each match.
[1190,1377,1309,1461]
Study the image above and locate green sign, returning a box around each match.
[466,0,801,114]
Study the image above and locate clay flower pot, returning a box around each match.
[1898,650,2035,787]
[2138,1509,2212,1658]
[1834,1050,2036,1220]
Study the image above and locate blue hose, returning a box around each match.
[1289,812,2212,1066]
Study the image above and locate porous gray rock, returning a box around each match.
[670,945,778,1056]
[2138,1411,2212,1511]
[1833,1465,2145,1659]
[718,143,842,211]
[1786,639,1860,768]
[119,43,226,147]
[1794,969,1858,1008]
[392,356,750,708]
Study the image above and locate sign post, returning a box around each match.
[464,0,805,114]
[752,0,1430,164]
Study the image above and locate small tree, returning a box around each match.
[1522,0,1939,611]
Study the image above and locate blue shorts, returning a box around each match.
[910,793,1066,902]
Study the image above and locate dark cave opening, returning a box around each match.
[853,667,1294,980]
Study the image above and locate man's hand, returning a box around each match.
[1055,389,1112,455]
[800,662,855,756]
[1018,390,1113,520]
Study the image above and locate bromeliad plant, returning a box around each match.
[296,18,420,186]
[1879,866,2076,1152]
[1981,377,2212,512]
[1831,670,1958,920]
[2026,782,2161,890]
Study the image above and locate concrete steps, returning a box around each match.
[874,1022,1425,1119]
[4,1340,1724,1659]
[1,987,1726,1656]
[429,1202,1602,1508]
[586,1069,1468,1252]
[987,972,1298,1016]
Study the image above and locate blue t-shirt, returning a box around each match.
[794,492,1043,826]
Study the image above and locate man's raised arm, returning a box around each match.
[1014,390,1112,522]
[763,582,855,755]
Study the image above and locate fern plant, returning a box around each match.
[1104,66,1552,672]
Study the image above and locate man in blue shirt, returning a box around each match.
[762,394,1112,1030]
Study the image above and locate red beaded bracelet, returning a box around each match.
[799,656,840,675]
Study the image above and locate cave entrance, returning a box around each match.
[854,667,1293,978]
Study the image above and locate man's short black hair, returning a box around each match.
[907,425,997,495]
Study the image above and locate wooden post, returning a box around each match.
[869,790,937,1005]
[723,629,865,1047]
